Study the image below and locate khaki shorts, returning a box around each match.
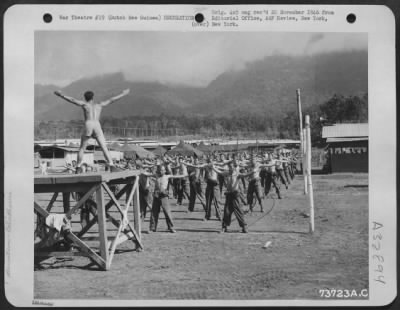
[83,121,103,138]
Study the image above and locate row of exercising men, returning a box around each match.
[135,151,298,233]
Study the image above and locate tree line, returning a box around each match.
[34,93,368,143]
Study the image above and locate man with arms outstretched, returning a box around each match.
[213,160,250,233]
[54,89,130,172]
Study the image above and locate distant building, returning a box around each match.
[93,150,124,163]
[194,139,300,153]
[34,152,41,168]
[322,123,368,173]
[38,146,94,168]
[86,145,124,163]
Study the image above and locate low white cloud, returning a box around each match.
[35,31,367,87]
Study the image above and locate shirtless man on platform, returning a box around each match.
[54,89,130,172]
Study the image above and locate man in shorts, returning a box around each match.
[54,89,130,172]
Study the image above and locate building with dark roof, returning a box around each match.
[322,123,368,173]
[38,145,94,168]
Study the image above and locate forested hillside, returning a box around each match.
[35,50,368,141]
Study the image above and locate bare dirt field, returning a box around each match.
[34,173,368,300]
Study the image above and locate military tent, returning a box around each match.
[167,140,204,157]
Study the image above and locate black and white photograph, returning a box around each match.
[3,4,396,307]
[32,29,370,300]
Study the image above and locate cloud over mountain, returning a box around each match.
[35,50,367,122]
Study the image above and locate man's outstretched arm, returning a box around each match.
[168,171,188,179]
[54,91,84,106]
[100,89,130,106]
[182,161,206,169]
[213,166,229,176]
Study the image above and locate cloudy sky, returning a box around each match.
[35,31,367,87]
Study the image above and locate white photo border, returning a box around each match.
[3,4,397,307]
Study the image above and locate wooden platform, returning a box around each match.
[35,170,141,184]
[34,170,143,270]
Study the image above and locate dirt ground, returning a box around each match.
[34,173,368,300]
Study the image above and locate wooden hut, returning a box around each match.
[38,146,94,168]
[322,123,368,173]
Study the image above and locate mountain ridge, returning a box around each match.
[35,50,367,121]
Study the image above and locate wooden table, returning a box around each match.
[34,170,143,270]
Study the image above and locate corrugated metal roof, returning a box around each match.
[322,123,368,138]
[326,137,368,143]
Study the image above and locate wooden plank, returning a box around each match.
[79,236,117,243]
[133,177,142,241]
[124,221,143,250]
[34,201,49,218]
[62,192,71,213]
[35,201,106,269]
[124,184,133,206]
[76,184,129,238]
[35,174,102,184]
[34,170,141,185]
[77,220,98,239]
[102,182,143,250]
[77,210,121,238]
[46,192,59,211]
[109,231,137,265]
[55,175,103,184]
[115,231,135,246]
[107,213,122,228]
[96,183,109,269]
[106,179,137,185]
[102,184,126,218]
[34,176,57,185]
[35,183,94,193]
[108,219,125,266]
[125,181,138,207]
[65,185,99,220]
[64,231,107,270]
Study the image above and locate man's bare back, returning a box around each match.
[82,102,104,122]
[54,89,129,169]
[55,89,129,122]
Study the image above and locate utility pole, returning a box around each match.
[296,89,304,154]
[296,89,307,194]
[305,115,314,233]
